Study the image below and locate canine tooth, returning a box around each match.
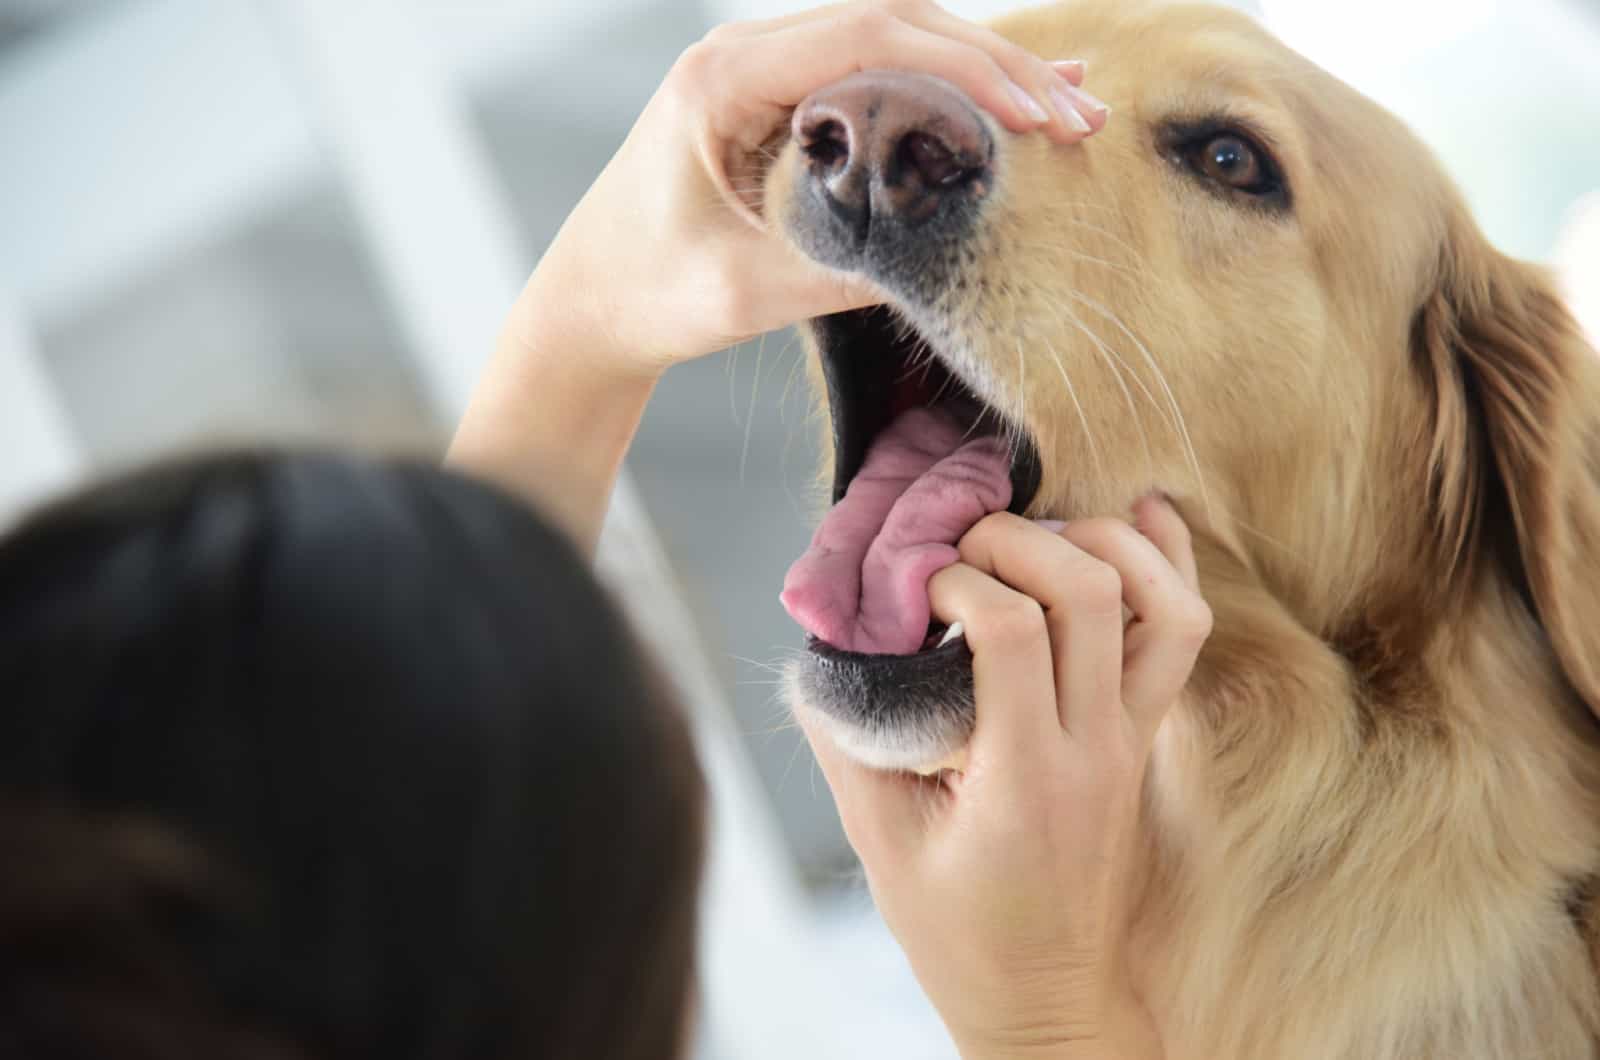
[936,622,965,648]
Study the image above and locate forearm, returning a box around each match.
[446,265,659,558]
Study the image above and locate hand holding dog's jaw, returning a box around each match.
[797,504,1204,1060]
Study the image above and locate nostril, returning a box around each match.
[802,118,851,173]
[789,71,993,259]
[897,131,976,189]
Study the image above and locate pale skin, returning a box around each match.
[447,4,1208,1058]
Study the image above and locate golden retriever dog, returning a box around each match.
[763,1,1600,1056]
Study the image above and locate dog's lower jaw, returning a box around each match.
[784,665,972,774]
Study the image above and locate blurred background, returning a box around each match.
[2,0,1596,1055]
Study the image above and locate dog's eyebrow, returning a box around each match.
[1158,86,1292,143]
[1149,72,1299,149]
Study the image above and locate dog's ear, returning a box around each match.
[1416,210,1600,717]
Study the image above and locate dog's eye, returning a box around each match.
[1193,135,1264,190]
[1168,125,1288,206]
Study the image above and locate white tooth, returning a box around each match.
[936,622,965,648]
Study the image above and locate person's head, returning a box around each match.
[0,451,705,1060]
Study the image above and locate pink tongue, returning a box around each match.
[781,407,1012,654]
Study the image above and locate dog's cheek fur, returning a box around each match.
[1139,527,1600,1059]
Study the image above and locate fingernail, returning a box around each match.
[1051,59,1086,77]
[1005,80,1050,125]
[1065,81,1111,120]
[1048,84,1093,134]
[1034,518,1068,533]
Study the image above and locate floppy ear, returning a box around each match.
[1416,212,1600,717]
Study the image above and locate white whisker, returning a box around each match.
[1231,515,1307,566]
[1047,198,1124,216]
[1060,247,1143,279]
[1038,298,1156,483]
[739,330,768,484]
[1013,330,1029,464]
[1067,289,1211,515]
[1039,334,1104,483]
[1057,215,1148,263]
[777,331,807,409]
[774,719,814,794]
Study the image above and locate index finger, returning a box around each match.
[705,2,1090,133]
[925,561,1061,776]
[955,514,1126,747]
[701,9,1054,133]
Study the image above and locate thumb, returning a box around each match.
[764,247,883,328]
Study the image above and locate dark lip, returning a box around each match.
[803,633,977,716]
[809,305,1043,512]
[805,632,970,665]
[793,634,979,761]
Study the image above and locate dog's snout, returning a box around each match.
[791,71,992,248]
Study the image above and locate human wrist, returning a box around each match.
[957,1035,1152,1060]
[504,244,665,393]
[955,1028,1107,1060]
[447,246,664,555]
[952,991,1161,1060]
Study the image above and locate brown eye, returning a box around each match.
[1168,124,1287,206]
[1197,135,1262,189]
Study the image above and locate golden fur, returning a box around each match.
[765,2,1600,1055]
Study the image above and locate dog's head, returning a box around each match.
[765,0,1600,771]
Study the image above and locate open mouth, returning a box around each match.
[781,306,1042,661]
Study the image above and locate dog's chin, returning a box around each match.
[787,635,977,775]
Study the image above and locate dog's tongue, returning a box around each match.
[781,407,1012,654]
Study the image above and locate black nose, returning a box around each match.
[791,70,993,249]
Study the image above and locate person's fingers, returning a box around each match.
[794,700,925,865]
[1056,516,1192,636]
[955,513,1125,745]
[1050,59,1088,85]
[695,0,865,40]
[1058,512,1212,734]
[926,561,1060,771]
[693,8,1055,133]
[697,1,1093,139]
[1048,78,1110,135]
[711,222,883,339]
[703,0,1084,85]
[912,5,1098,141]
[1132,493,1198,590]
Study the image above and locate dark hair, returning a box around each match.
[0,451,705,1060]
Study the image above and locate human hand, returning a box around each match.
[452,1,1107,551]
[511,0,1108,377]
[800,496,1209,1059]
